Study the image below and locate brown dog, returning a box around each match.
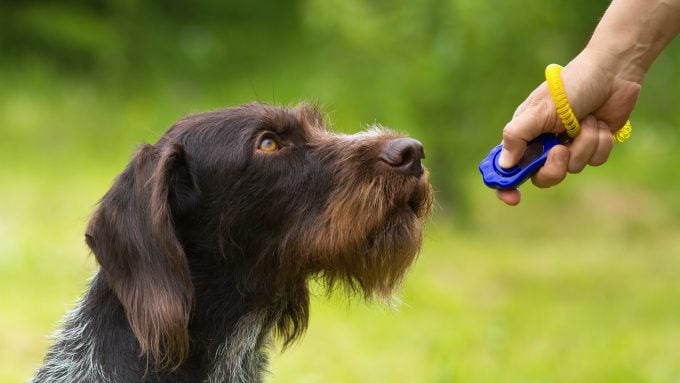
[31,103,432,382]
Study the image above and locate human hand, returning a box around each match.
[495,48,641,205]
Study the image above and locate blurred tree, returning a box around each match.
[1,0,678,213]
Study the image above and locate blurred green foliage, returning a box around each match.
[1,0,679,382]
[2,0,680,210]
[5,0,677,210]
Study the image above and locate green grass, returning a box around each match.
[2,163,679,382]
[270,220,680,383]
[2,69,679,383]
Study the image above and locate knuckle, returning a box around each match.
[568,162,586,174]
[589,156,607,167]
[532,167,567,188]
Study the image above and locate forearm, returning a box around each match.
[585,0,680,83]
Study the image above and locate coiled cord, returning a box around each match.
[544,63,632,143]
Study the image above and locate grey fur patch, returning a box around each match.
[205,311,272,383]
[28,301,115,383]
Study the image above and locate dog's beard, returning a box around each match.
[312,171,433,302]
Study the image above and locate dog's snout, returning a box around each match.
[380,138,425,176]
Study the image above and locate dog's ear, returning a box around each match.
[85,141,198,369]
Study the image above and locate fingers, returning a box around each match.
[498,115,530,169]
[499,84,558,169]
[531,145,569,188]
[496,189,521,206]
[567,115,599,173]
[495,119,615,206]
[529,115,615,190]
[590,120,614,166]
[567,116,615,172]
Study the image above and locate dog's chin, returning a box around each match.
[399,172,433,220]
[355,221,423,301]
[309,171,432,302]
[348,182,432,301]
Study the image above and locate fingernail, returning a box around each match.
[498,149,512,168]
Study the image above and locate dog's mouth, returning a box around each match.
[396,172,433,219]
[407,191,423,214]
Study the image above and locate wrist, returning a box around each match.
[560,48,642,132]
[585,0,680,84]
[583,42,646,84]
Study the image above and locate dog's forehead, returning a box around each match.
[169,103,326,142]
[257,103,327,138]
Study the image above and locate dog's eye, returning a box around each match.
[258,137,279,152]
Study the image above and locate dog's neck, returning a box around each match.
[31,272,279,383]
[203,310,272,383]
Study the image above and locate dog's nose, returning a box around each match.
[380,138,425,176]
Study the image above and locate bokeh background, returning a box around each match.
[2,0,679,381]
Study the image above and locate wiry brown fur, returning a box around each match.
[32,103,432,383]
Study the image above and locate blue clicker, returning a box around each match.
[479,133,561,190]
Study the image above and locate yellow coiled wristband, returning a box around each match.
[544,64,632,143]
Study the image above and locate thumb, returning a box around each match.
[499,84,558,168]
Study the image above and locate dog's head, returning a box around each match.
[85,103,432,368]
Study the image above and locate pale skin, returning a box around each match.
[497,0,680,205]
